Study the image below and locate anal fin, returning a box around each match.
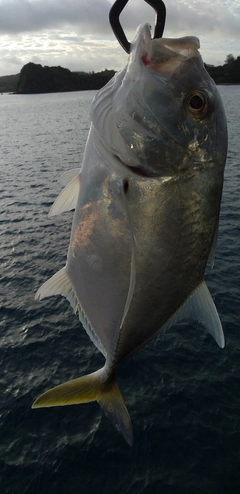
[35,267,106,356]
[35,266,78,312]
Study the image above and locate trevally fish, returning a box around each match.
[33,24,228,446]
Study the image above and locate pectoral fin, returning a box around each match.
[49,174,80,216]
[32,368,133,446]
[59,168,80,187]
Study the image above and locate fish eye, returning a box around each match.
[187,91,208,119]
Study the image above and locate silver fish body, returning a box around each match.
[33,24,228,445]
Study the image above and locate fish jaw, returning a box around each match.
[91,23,227,180]
[129,23,200,79]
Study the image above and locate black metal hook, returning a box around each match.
[109,0,166,54]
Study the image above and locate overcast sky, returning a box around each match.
[0,0,240,76]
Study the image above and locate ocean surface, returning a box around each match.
[0,85,240,494]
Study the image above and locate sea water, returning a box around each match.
[0,86,240,494]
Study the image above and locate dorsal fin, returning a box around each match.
[160,281,225,348]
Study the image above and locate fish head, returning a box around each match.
[109,23,227,178]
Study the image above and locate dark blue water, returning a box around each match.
[0,86,240,494]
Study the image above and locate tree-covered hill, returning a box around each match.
[0,55,239,94]
[0,73,20,92]
[15,63,116,94]
[206,54,240,84]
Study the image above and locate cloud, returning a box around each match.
[0,0,239,39]
[0,30,127,75]
[0,0,239,76]
[0,0,112,35]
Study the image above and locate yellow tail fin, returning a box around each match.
[32,368,133,446]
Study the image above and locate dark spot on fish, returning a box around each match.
[123,179,129,194]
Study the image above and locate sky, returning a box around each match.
[0,0,240,76]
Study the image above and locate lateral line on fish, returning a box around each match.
[119,180,136,330]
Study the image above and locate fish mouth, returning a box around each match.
[141,30,200,78]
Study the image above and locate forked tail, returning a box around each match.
[32,367,133,446]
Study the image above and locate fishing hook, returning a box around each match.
[109,0,166,54]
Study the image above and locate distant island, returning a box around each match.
[0,54,239,94]
[0,63,116,94]
[206,54,240,85]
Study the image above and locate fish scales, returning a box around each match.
[114,167,222,358]
[33,24,227,446]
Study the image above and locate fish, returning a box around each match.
[32,23,228,446]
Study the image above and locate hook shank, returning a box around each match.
[109,0,166,54]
